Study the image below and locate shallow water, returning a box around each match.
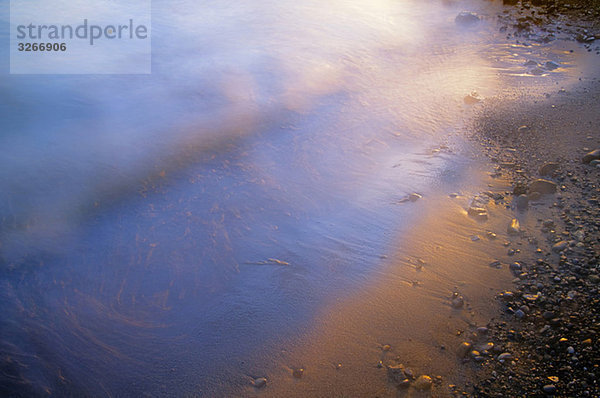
[0,0,594,396]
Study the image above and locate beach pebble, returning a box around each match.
[509,262,522,271]
[292,368,304,378]
[582,148,600,163]
[545,61,560,70]
[409,193,422,202]
[497,352,513,361]
[539,162,559,176]
[529,179,557,194]
[468,206,488,220]
[552,240,568,252]
[457,342,472,357]
[413,375,433,391]
[455,11,480,25]
[508,219,521,235]
[451,295,465,309]
[253,377,267,388]
[543,384,557,394]
[387,364,406,383]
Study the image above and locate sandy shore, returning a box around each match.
[461,78,600,397]
[246,30,600,398]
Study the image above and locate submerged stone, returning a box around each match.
[253,377,267,388]
[582,148,600,164]
[507,219,520,235]
[413,375,433,391]
[529,179,557,194]
[455,11,480,25]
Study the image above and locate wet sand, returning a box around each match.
[245,48,600,398]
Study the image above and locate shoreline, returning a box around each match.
[248,55,600,398]
[462,78,600,397]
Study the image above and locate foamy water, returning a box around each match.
[0,0,591,395]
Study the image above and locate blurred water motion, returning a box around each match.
[0,0,585,396]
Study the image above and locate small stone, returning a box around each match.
[582,338,592,346]
[582,149,600,164]
[514,309,525,319]
[552,240,568,252]
[567,346,575,354]
[468,207,488,220]
[409,193,422,202]
[539,162,559,176]
[387,364,406,383]
[451,295,465,309]
[507,219,520,235]
[497,352,512,361]
[529,179,557,194]
[542,219,555,228]
[457,342,472,357]
[292,368,304,378]
[542,384,557,394]
[413,375,433,391]
[253,377,267,388]
[455,11,480,25]
[509,262,522,271]
[545,61,560,70]
[471,235,481,241]
[382,344,391,351]
[398,378,411,388]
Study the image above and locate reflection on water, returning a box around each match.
[0,0,587,395]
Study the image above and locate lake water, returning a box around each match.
[0,0,592,396]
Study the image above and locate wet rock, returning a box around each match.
[253,377,267,388]
[468,206,488,220]
[476,327,489,336]
[508,218,521,235]
[582,149,600,164]
[387,364,406,384]
[539,162,559,176]
[457,342,472,357]
[292,368,304,378]
[497,352,513,362]
[451,294,465,309]
[529,179,557,194]
[552,240,568,252]
[413,375,433,391]
[464,93,481,104]
[509,262,522,271]
[543,384,557,394]
[455,11,480,25]
[409,193,422,202]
